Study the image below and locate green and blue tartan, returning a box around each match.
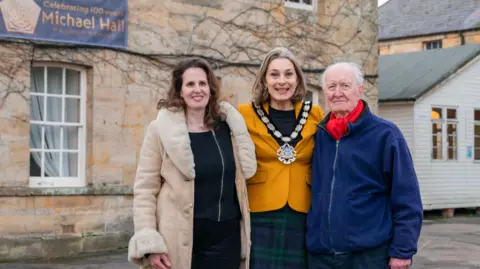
[249,205,308,269]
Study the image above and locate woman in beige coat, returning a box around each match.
[128,58,256,269]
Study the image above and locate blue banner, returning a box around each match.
[0,0,128,48]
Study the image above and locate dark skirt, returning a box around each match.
[191,218,241,269]
[249,205,308,269]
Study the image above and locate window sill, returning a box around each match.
[284,2,315,11]
[0,185,133,197]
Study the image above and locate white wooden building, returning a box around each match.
[378,44,480,211]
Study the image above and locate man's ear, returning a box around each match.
[358,84,365,96]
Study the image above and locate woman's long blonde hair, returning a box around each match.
[251,47,307,105]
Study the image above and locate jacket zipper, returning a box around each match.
[211,130,225,222]
[318,121,351,252]
[328,140,340,252]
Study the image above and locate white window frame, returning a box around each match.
[430,106,458,161]
[474,109,480,162]
[304,89,319,105]
[29,63,87,188]
[424,40,442,50]
[284,0,315,11]
[431,107,443,160]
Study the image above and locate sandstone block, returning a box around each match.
[123,104,144,124]
[104,196,133,210]
[0,140,10,164]
[105,212,133,233]
[172,0,224,9]
[74,214,106,233]
[91,164,123,185]
[0,166,29,187]
[168,13,193,35]
[9,138,29,164]
[132,8,167,27]
[443,37,462,48]
[465,32,480,44]
[122,165,137,185]
[0,197,27,210]
[90,150,110,165]
[81,232,131,255]
[120,123,146,148]
[52,196,92,209]
[0,119,29,140]
[40,235,84,258]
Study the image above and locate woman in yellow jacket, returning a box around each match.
[238,47,324,269]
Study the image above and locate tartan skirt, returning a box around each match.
[249,205,308,269]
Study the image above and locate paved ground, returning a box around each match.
[1,217,479,269]
[0,252,137,269]
[412,217,480,269]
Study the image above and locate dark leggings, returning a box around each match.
[191,218,241,269]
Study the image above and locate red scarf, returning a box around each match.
[326,100,364,140]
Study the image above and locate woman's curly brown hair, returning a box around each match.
[157,58,223,129]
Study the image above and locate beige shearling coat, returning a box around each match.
[128,101,257,269]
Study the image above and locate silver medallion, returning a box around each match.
[254,101,312,165]
[277,143,297,164]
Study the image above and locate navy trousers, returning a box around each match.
[308,243,390,269]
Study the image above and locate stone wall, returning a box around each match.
[379,30,480,55]
[0,44,31,187]
[126,0,379,110]
[0,187,132,261]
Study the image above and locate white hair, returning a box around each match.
[321,62,365,87]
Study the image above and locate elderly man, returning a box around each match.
[306,62,423,269]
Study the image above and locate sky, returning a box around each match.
[378,0,390,6]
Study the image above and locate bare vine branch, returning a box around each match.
[0,1,378,120]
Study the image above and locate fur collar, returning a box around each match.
[155,101,256,180]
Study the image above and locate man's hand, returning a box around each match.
[389,257,411,269]
[149,253,171,269]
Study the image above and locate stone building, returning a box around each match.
[0,0,378,261]
[378,0,480,55]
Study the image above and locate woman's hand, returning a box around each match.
[149,253,171,269]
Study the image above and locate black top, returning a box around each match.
[189,121,241,221]
[269,107,302,147]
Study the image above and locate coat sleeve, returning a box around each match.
[221,101,256,179]
[128,120,168,265]
[383,138,423,260]
[236,103,258,179]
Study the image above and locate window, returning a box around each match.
[29,65,86,187]
[475,110,480,161]
[446,109,457,160]
[431,107,457,160]
[304,89,319,105]
[305,91,313,102]
[284,0,315,11]
[424,40,442,50]
[431,108,442,159]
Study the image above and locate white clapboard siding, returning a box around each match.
[378,103,415,154]
[413,57,480,210]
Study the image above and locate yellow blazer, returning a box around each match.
[238,101,324,213]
